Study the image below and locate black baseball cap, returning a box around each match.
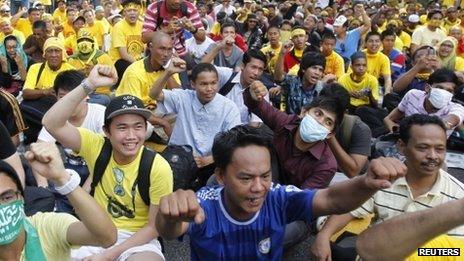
[105,95,152,122]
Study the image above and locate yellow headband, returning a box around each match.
[291,28,306,38]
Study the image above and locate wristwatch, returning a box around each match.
[81,79,94,95]
[54,169,81,196]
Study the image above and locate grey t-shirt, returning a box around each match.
[335,117,372,157]
[206,43,243,69]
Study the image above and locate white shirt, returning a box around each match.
[186,36,216,63]
[214,4,236,17]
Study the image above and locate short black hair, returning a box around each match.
[0,160,24,197]
[319,82,350,110]
[190,63,218,82]
[321,32,336,42]
[242,49,267,66]
[220,21,236,33]
[350,51,367,63]
[381,29,396,40]
[365,30,381,42]
[281,19,293,28]
[28,7,40,14]
[299,51,325,78]
[427,68,461,92]
[33,20,46,30]
[212,125,273,171]
[427,9,443,20]
[302,96,345,131]
[412,45,433,61]
[73,16,86,25]
[53,70,86,94]
[399,114,446,144]
[122,0,141,7]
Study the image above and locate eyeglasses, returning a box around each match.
[0,190,21,204]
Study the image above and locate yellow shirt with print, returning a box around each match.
[23,62,75,90]
[14,18,33,38]
[76,128,173,232]
[22,212,78,261]
[407,235,464,261]
[87,21,107,47]
[109,19,144,62]
[260,43,282,75]
[53,9,67,25]
[363,50,391,78]
[324,51,345,79]
[68,52,114,94]
[115,59,181,108]
[62,22,75,38]
[338,73,379,107]
[0,29,25,45]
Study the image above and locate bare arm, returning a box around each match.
[201,38,228,64]
[22,88,54,100]
[274,41,293,82]
[10,8,27,26]
[393,62,422,93]
[383,108,404,133]
[118,47,136,63]
[383,74,392,94]
[327,136,368,178]
[142,31,154,44]
[358,7,372,35]
[148,57,186,101]
[357,198,464,261]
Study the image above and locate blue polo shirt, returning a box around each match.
[335,28,361,61]
[188,184,317,260]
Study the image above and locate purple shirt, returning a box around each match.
[243,91,337,189]
[398,89,464,135]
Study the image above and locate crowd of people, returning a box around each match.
[1,0,464,260]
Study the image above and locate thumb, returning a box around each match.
[193,207,205,224]
[24,151,35,161]
[369,179,391,190]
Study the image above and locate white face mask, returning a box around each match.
[428,88,453,109]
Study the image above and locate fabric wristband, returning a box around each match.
[54,169,81,196]
[81,79,94,95]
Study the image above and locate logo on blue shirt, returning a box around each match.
[258,237,271,254]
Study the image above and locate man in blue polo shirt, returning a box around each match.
[155,124,406,260]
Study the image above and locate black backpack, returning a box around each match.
[161,145,197,191]
[155,0,189,31]
[90,138,157,206]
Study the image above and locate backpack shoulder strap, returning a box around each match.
[35,62,46,87]
[219,71,239,96]
[155,0,163,31]
[90,138,112,196]
[137,147,157,206]
[341,114,359,149]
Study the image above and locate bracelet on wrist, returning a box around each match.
[81,79,94,95]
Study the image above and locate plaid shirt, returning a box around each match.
[142,1,204,56]
[281,75,323,115]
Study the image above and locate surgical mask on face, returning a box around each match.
[299,114,330,143]
[428,87,453,109]
[77,40,94,54]
[0,200,25,245]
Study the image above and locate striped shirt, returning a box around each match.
[142,1,204,56]
[351,169,464,238]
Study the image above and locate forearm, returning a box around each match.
[43,82,87,132]
[142,31,154,44]
[17,63,27,80]
[201,45,221,64]
[383,76,392,94]
[392,67,419,93]
[357,199,464,261]
[118,48,135,63]
[328,138,363,178]
[274,53,285,82]
[155,214,187,240]
[149,71,172,100]
[105,225,159,258]
[318,213,355,239]
[444,114,460,129]
[22,88,50,100]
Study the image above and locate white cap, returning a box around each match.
[333,15,348,27]
[409,14,419,23]
[0,5,10,11]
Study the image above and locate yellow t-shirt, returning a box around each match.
[22,212,78,261]
[87,21,106,47]
[14,18,33,38]
[338,73,379,107]
[260,43,282,75]
[64,34,77,54]
[394,36,404,51]
[23,62,75,90]
[97,18,111,35]
[324,51,345,79]
[77,128,173,232]
[455,56,464,71]
[364,50,391,78]
[62,22,75,39]
[399,31,412,48]
[52,9,67,25]
[407,235,464,261]
[115,59,180,108]
[0,29,25,45]
[68,52,115,94]
[109,20,144,62]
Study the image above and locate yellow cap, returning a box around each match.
[43,37,67,60]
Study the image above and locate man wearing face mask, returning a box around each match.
[68,29,114,106]
[384,68,464,136]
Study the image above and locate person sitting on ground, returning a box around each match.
[380,29,407,83]
[311,114,464,261]
[23,20,48,63]
[274,26,308,78]
[338,51,380,113]
[0,142,117,260]
[236,13,263,50]
[64,16,86,55]
[321,32,345,80]
[0,35,28,95]
[436,37,464,71]
[384,69,464,136]
[150,60,241,187]
[43,65,173,260]
[155,124,406,260]
[202,21,244,71]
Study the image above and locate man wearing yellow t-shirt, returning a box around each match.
[62,8,78,38]
[11,7,41,38]
[116,31,180,109]
[52,0,67,25]
[42,65,173,260]
[23,37,74,100]
[444,7,461,33]
[260,26,282,75]
[95,6,111,36]
[275,27,308,80]
[64,16,85,55]
[0,143,117,261]
[321,32,345,79]
[363,31,392,94]
[83,9,107,49]
[109,0,144,64]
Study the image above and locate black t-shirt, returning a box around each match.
[0,121,16,159]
